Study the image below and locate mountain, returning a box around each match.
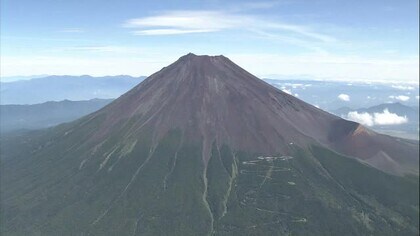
[0,75,143,104]
[1,54,418,235]
[0,99,113,133]
[0,75,49,82]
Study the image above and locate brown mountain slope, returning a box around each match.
[82,53,417,175]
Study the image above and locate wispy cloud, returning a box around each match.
[124,11,238,34]
[123,10,335,43]
[134,29,215,35]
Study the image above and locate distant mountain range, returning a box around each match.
[333,102,419,120]
[0,75,144,104]
[264,79,420,111]
[0,75,50,82]
[0,99,113,133]
[3,75,418,110]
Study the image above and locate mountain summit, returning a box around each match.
[86,53,418,174]
[1,54,419,235]
[93,52,338,161]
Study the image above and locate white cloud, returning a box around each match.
[282,83,309,89]
[338,94,350,101]
[282,88,292,95]
[347,111,374,126]
[389,95,410,101]
[124,10,335,42]
[346,109,408,127]
[374,109,408,125]
[391,85,415,90]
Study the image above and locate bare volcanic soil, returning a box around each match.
[0,53,418,236]
[85,53,418,175]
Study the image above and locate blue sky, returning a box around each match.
[1,0,419,83]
